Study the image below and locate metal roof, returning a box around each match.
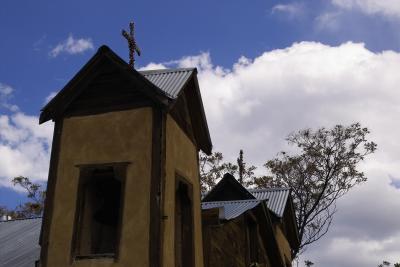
[201,199,264,220]
[249,188,290,218]
[0,218,41,267]
[140,68,195,99]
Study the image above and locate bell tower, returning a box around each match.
[38,46,212,267]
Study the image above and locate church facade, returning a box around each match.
[38,45,211,267]
[0,45,299,267]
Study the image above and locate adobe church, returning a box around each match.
[0,44,299,267]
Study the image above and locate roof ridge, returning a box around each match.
[0,216,42,223]
[202,199,263,204]
[139,67,196,75]
[249,187,290,192]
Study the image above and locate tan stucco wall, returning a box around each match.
[163,115,204,267]
[275,224,292,264]
[46,108,153,267]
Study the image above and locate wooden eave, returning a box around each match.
[190,73,212,155]
[283,195,300,250]
[39,45,170,124]
[167,70,212,155]
[254,202,286,267]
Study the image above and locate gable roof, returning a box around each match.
[201,194,286,266]
[250,188,300,249]
[141,68,195,98]
[141,68,212,154]
[202,175,292,218]
[39,45,168,124]
[202,174,300,250]
[201,199,264,220]
[39,45,212,154]
[202,173,256,202]
[249,188,291,218]
[0,218,41,267]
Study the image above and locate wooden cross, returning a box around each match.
[122,21,141,68]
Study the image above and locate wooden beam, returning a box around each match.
[39,119,63,267]
[149,107,166,267]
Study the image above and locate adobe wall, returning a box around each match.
[202,216,271,267]
[163,114,204,267]
[203,217,248,267]
[45,108,153,267]
[275,224,292,264]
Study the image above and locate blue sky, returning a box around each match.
[1,0,400,116]
[2,1,400,266]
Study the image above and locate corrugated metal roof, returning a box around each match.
[201,199,263,220]
[0,218,41,267]
[140,68,195,99]
[249,188,290,218]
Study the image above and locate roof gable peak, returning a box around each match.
[202,173,256,202]
[40,45,170,124]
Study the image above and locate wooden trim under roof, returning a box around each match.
[284,194,300,252]
[39,119,63,267]
[149,108,166,267]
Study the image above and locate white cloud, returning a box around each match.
[138,63,166,71]
[50,34,94,57]
[0,83,13,96]
[0,83,19,112]
[315,11,342,31]
[271,3,305,18]
[332,0,400,19]
[0,112,53,188]
[0,84,52,188]
[143,42,400,266]
[160,52,217,72]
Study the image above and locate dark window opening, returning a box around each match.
[175,179,194,267]
[73,165,126,259]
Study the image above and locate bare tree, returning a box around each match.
[199,152,235,193]
[237,149,257,187]
[378,261,400,267]
[253,123,376,256]
[8,176,45,219]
